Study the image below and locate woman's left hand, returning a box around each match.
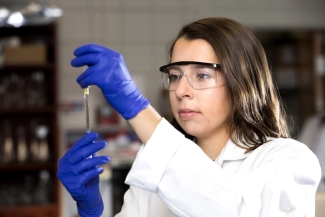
[57,132,110,217]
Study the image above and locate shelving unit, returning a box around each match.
[0,23,59,217]
[255,30,318,138]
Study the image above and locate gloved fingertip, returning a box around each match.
[101,155,110,162]
[73,49,79,56]
[98,167,104,173]
[89,131,98,136]
[75,74,90,89]
[73,45,84,56]
[78,81,89,89]
[74,43,104,56]
[75,76,82,85]
[95,140,107,146]
[84,132,98,140]
[70,58,78,67]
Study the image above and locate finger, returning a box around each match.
[78,167,104,186]
[73,44,106,56]
[71,53,101,67]
[68,141,106,165]
[64,132,98,159]
[74,156,110,175]
[75,65,102,88]
[76,62,119,88]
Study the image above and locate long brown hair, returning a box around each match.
[168,17,289,152]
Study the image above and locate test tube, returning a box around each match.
[83,66,90,133]
[84,83,93,159]
[84,86,90,133]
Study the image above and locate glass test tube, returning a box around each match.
[84,86,90,133]
[83,65,90,133]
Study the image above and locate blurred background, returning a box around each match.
[0,0,324,217]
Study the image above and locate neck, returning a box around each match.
[197,132,230,161]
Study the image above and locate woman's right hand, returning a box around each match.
[70,44,150,120]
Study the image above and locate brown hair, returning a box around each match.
[168,17,289,152]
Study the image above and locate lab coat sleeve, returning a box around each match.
[114,186,140,217]
[125,118,321,217]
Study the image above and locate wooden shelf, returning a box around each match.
[278,87,300,95]
[0,204,58,217]
[0,107,57,114]
[0,63,55,71]
[0,163,55,171]
[0,203,57,211]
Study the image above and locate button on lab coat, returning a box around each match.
[115,118,321,217]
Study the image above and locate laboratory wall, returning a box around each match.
[54,0,325,130]
[1,0,325,217]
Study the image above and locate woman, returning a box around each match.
[57,17,321,217]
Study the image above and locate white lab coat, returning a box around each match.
[115,118,321,217]
[298,113,325,191]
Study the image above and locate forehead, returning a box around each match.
[171,38,218,64]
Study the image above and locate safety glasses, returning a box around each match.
[159,61,223,90]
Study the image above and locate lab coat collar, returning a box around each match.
[214,139,249,165]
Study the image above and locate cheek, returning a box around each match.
[206,89,232,118]
[169,93,178,115]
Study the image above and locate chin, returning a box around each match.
[179,123,202,138]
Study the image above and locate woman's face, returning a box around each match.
[169,38,232,141]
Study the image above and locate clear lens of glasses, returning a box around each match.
[161,63,224,90]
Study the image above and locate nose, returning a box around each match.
[174,74,193,99]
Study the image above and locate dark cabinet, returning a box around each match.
[0,23,60,217]
[254,30,324,137]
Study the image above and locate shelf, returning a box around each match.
[0,107,57,114]
[0,204,58,217]
[0,203,57,210]
[0,63,55,71]
[0,23,55,31]
[278,87,300,96]
[0,163,55,171]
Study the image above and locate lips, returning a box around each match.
[178,108,199,120]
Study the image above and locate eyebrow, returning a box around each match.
[168,63,212,70]
[160,61,221,72]
[192,64,212,69]
[168,65,181,70]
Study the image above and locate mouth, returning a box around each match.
[178,109,199,120]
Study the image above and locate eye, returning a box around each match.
[168,74,179,82]
[192,65,215,81]
[168,68,181,83]
[197,72,211,80]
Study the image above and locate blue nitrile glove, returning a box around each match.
[57,132,109,217]
[71,44,150,120]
